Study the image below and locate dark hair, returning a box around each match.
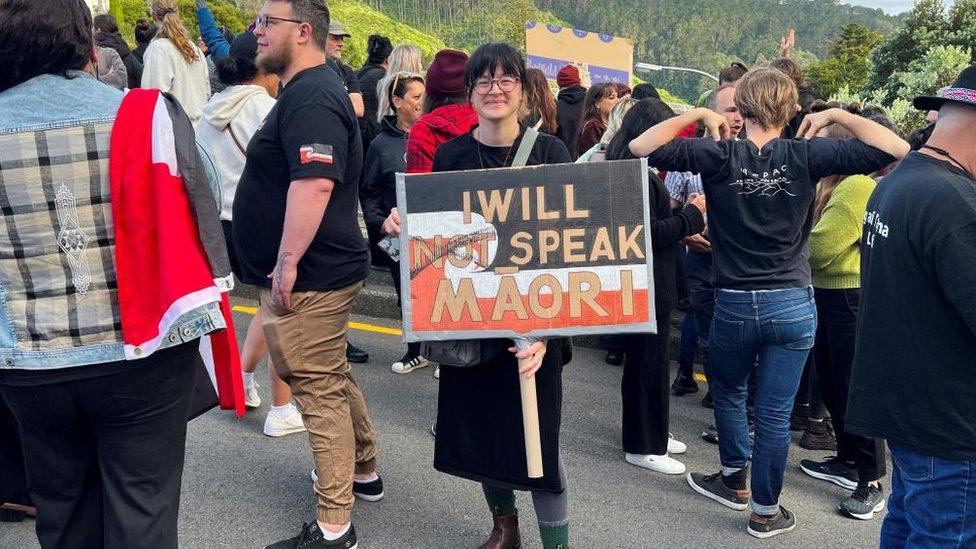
[769,57,807,91]
[93,13,119,34]
[423,94,465,114]
[387,72,424,114]
[579,82,616,131]
[0,0,93,93]
[216,56,259,86]
[632,83,660,100]
[614,83,632,98]
[606,98,676,160]
[524,68,557,133]
[278,0,330,52]
[719,62,748,84]
[464,42,528,100]
[135,19,156,45]
[366,34,393,65]
[907,123,935,151]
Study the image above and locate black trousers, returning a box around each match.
[0,393,30,507]
[621,312,673,455]
[814,287,886,481]
[0,343,199,549]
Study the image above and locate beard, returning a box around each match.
[257,41,292,77]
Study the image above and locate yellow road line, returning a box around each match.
[231,305,403,336]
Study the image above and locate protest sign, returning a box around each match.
[395,158,656,343]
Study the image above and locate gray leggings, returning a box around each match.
[481,457,569,525]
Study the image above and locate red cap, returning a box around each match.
[556,65,581,88]
[426,49,469,101]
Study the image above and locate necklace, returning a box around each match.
[921,145,974,181]
[475,127,516,170]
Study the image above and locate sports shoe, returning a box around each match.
[626,452,686,475]
[702,424,719,444]
[310,470,384,502]
[799,419,837,451]
[433,365,440,379]
[748,506,796,539]
[671,368,699,395]
[244,381,262,409]
[346,343,369,364]
[391,353,431,374]
[799,457,858,490]
[667,434,687,454]
[264,521,357,549]
[604,350,624,366]
[839,482,885,520]
[263,405,306,437]
[687,468,750,511]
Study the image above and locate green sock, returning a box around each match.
[482,487,516,517]
[539,521,569,549]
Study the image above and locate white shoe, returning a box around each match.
[244,382,261,408]
[625,452,687,475]
[263,405,306,437]
[391,354,431,374]
[310,468,318,483]
[668,433,687,455]
[433,365,440,379]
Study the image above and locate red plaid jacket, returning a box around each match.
[406,103,478,174]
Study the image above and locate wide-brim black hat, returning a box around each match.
[914,64,976,111]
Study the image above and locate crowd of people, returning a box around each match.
[0,0,974,548]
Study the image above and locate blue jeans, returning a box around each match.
[709,286,816,515]
[881,442,976,548]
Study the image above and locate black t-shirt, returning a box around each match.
[432,126,571,172]
[233,64,367,292]
[648,137,894,290]
[847,152,976,461]
[327,58,361,94]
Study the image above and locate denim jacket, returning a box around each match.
[0,72,224,370]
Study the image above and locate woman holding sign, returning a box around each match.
[387,42,572,549]
[605,100,707,476]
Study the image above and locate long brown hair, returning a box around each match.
[811,100,858,221]
[523,68,557,133]
[579,82,616,136]
[150,0,199,64]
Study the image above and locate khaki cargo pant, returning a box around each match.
[260,281,377,525]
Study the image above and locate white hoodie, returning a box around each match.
[197,84,275,221]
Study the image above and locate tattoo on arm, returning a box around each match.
[273,252,294,290]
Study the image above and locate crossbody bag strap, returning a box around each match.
[511,127,539,167]
[224,124,247,156]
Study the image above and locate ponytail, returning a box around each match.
[151,0,199,64]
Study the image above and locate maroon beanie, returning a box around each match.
[426,49,469,101]
[556,65,581,88]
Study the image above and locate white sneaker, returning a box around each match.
[434,365,440,379]
[263,405,306,437]
[625,452,687,475]
[244,382,261,408]
[391,354,431,374]
[668,433,687,454]
[310,468,318,483]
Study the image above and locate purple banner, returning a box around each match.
[526,54,630,85]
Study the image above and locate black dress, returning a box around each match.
[430,127,572,492]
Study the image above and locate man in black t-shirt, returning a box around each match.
[236,2,378,548]
[848,66,976,547]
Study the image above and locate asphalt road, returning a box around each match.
[1,305,884,549]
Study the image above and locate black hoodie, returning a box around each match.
[96,32,142,89]
[556,85,586,159]
[361,115,407,227]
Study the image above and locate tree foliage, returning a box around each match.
[806,23,882,100]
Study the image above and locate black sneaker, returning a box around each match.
[265,522,357,549]
[701,424,719,444]
[353,476,384,502]
[604,350,623,366]
[839,482,885,520]
[671,368,700,395]
[799,457,858,490]
[687,468,750,511]
[748,506,796,539]
[799,419,837,451]
[701,390,714,409]
[346,343,369,364]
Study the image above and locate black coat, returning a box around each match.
[361,115,406,228]
[96,32,142,89]
[356,63,386,155]
[555,85,586,159]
